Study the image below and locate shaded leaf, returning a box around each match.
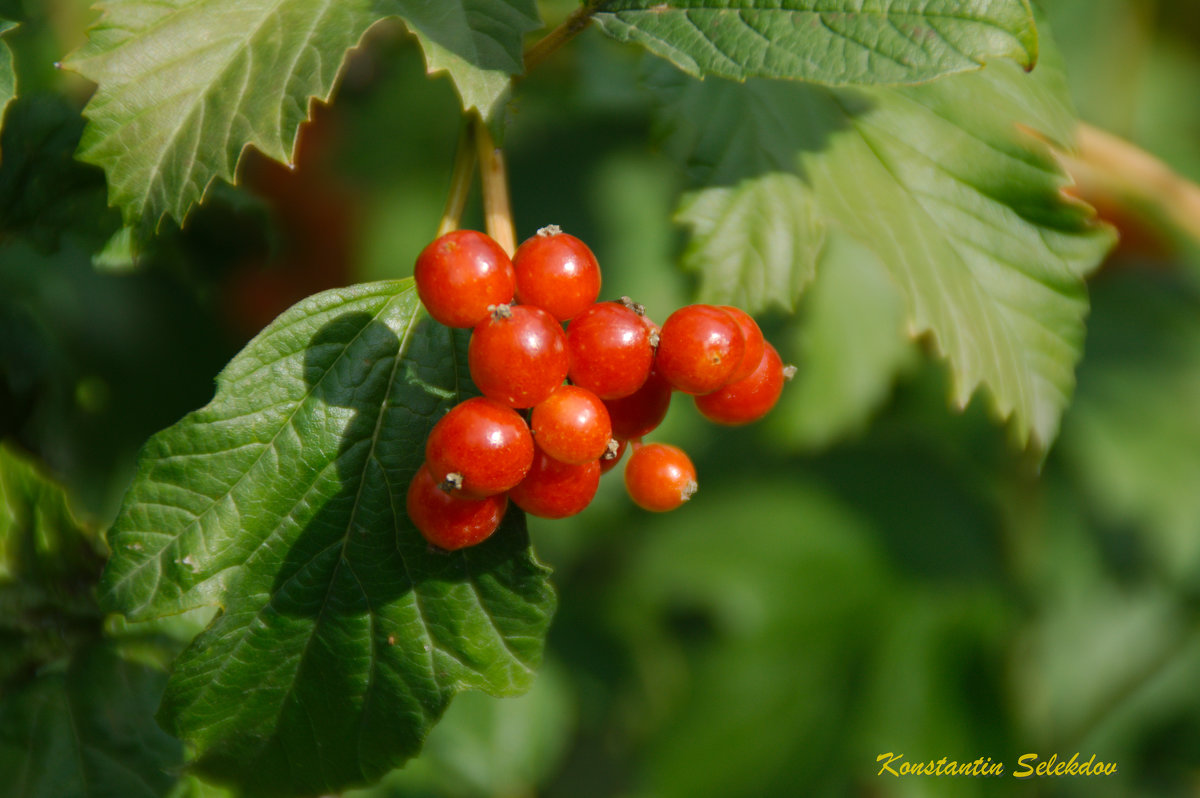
[0,19,14,139]
[65,0,538,231]
[657,33,1114,449]
[594,0,1037,85]
[0,643,182,798]
[100,280,555,796]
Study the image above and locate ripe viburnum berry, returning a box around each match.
[530,385,613,465]
[425,397,534,498]
[469,304,570,408]
[566,301,654,399]
[624,442,697,512]
[513,225,602,322]
[656,304,746,395]
[719,305,766,383]
[603,368,672,440]
[407,464,507,550]
[509,446,601,519]
[414,230,515,328]
[694,343,787,426]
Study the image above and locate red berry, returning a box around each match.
[600,438,627,474]
[414,230,515,328]
[604,368,672,440]
[655,304,746,395]
[407,464,507,550]
[469,304,570,408]
[509,446,601,519]
[720,306,765,383]
[566,301,654,399]
[624,442,697,512]
[513,226,602,322]
[694,343,786,426]
[530,385,613,465]
[426,397,534,498]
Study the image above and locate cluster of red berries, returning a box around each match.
[406,226,792,551]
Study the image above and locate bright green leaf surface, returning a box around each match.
[593,0,1037,85]
[0,643,183,798]
[65,0,538,230]
[658,37,1114,449]
[100,280,555,796]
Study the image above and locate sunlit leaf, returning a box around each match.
[594,0,1037,85]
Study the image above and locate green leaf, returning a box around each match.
[0,19,14,139]
[771,231,918,450]
[100,280,555,797]
[593,0,1038,86]
[657,32,1115,449]
[65,0,538,231]
[0,643,183,798]
[0,442,105,689]
[1058,272,1200,579]
[403,0,541,119]
[676,173,822,312]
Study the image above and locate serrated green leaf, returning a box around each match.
[65,0,538,231]
[100,280,555,797]
[594,0,1037,86]
[0,643,182,798]
[676,173,822,312]
[657,31,1115,450]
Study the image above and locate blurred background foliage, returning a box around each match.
[3,0,1200,795]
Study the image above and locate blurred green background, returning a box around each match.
[4,0,1200,795]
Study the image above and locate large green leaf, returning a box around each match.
[100,280,555,796]
[593,0,1037,85]
[64,0,539,230]
[663,35,1114,449]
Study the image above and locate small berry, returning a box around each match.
[531,385,613,464]
[414,230,515,328]
[719,305,766,383]
[407,464,507,550]
[426,397,534,497]
[513,227,602,321]
[566,301,655,399]
[694,343,786,426]
[469,304,570,408]
[510,446,601,519]
[656,305,746,395]
[604,368,672,440]
[624,442,697,512]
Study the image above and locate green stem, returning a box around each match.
[523,0,611,73]
[436,117,478,237]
